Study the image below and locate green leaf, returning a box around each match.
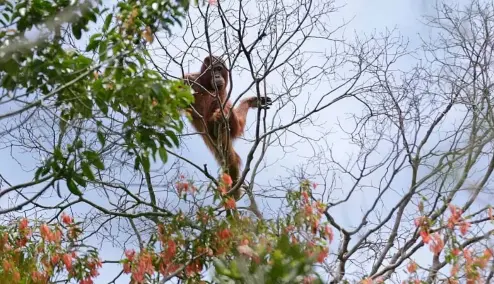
[86,39,100,52]
[1,74,16,90]
[97,131,105,147]
[87,11,97,23]
[54,147,64,161]
[73,24,82,39]
[74,139,84,149]
[73,174,87,187]
[141,155,150,172]
[162,136,173,148]
[213,259,232,276]
[67,179,83,196]
[150,83,161,95]
[84,150,105,170]
[103,13,112,32]
[2,59,19,75]
[81,162,96,181]
[92,156,105,170]
[2,13,10,22]
[134,156,140,171]
[445,254,452,264]
[34,166,45,181]
[99,40,108,61]
[94,96,109,115]
[165,130,179,147]
[135,54,146,66]
[89,33,101,41]
[114,64,123,82]
[127,61,137,74]
[158,147,168,163]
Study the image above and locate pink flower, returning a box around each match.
[80,278,94,284]
[32,271,47,282]
[237,244,257,258]
[217,185,227,196]
[12,271,20,282]
[222,173,233,186]
[62,253,73,270]
[50,228,62,243]
[224,197,236,209]
[19,218,28,230]
[51,254,60,265]
[176,182,189,195]
[324,225,334,242]
[459,221,471,235]
[166,240,177,258]
[429,233,444,255]
[2,259,11,272]
[406,260,417,273]
[40,223,51,240]
[447,204,463,229]
[316,247,329,263]
[360,278,373,284]
[217,228,232,240]
[420,230,430,243]
[132,251,155,283]
[123,262,131,273]
[125,249,136,261]
[61,213,73,225]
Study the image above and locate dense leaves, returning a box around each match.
[0,0,194,197]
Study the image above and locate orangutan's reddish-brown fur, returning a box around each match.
[183,55,272,200]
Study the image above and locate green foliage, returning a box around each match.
[0,0,194,196]
[213,234,324,284]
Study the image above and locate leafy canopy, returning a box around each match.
[0,0,194,196]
